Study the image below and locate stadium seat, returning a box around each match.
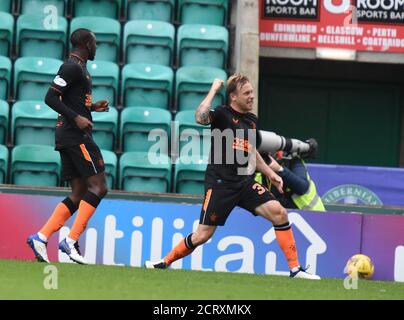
[124,20,175,66]
[0,12,13,57]
[100,149,117,189]
[87,61,119,106]
[174,110,210,158]
[119,151,171,192]
[177,24,228,68]
[0,100,8,145]
[0,56,11,100]
[174,156,207,195]
[120,106,171,153]
[11,144,61,187]
[11,100,58,146]
[0,144,8,183]
[121,63,173,109]
[178,0,228,26]
[73,0,121,19]
[92,106,118,151]
[20,0,67,16]
[126,0,174,22]
[70,17,121,63]
[0,0,12,13]
[14,57,62,100]
[176,66,227,111]
[17,14,68,59]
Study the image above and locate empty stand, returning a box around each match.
[176,66,227,111]
[120,106,171,153]
[126,0,174,22]
[14,57,62,100]
[124,20,174,66]
[122,63,173,108]
[92,106,118,151]
[178,0,228,26]
[17,14,67,59]
[12,100,58,146]
[119,151,171,192]
[0,12,13,57]
[100,148,117,189]
[11,144,61,186]
[0,144,8,183]
[87,60,119,106]
[177,24,228,68]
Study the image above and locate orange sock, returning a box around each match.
[164,238,194,266]
[275,223,300,270]
[68,200,96,241]
[39,202,73,238]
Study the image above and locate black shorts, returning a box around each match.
[200,179,275,226]
[60,141,105,181]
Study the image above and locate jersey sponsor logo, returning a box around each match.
[233,137,252,153]
[322,184,383,205]
[53,75,67,87]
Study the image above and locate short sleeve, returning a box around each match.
[50,62,81,95]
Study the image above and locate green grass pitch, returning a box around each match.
[1,259,403,300]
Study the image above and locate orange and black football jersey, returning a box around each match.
[50,54,93,150]
[205,105,261,184]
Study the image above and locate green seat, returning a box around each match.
[0,0,12,13]
[126,0,174,22]
[176,66,226,111]
[17,14,67,59]
[174,155,207,195]
[0,56,11,100]
[120,106,171,153]
[0,100,8,144]
[177,24,228,68]
[92,106,118,151]
[87,61,119,106]
[122,63,173,109]
[14,57,62,100]
[0,12,13,57]
[70,17,121,62]
[124,20,174,66]
[12,100,58,146]
[175,110,210,158]
[100,149,117,189]
[0,144,8,183]
[11,144,61,187]
[178,0,228,26]
[119,151,171,192]
[20,0,67,16]
[73,0,122,19]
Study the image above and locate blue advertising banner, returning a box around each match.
[307,164,404,206]
[5,193,404,281]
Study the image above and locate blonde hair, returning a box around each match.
[226,74,250,97]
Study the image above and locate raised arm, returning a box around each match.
[195,79,224,125]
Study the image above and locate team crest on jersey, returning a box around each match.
[53,75,67,87]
